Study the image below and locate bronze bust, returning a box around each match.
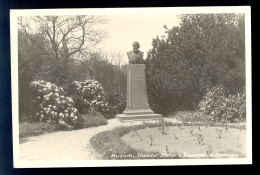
[127,41,144,64]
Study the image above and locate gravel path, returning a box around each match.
[19,118,179,160]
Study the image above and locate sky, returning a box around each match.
[100,15,180,65]
[14,7,248,65]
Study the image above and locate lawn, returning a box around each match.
[122,125,246,158]
[19,122,58,141]
[90,116,246,159]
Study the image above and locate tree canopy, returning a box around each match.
[145,14,245,115]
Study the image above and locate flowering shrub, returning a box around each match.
[70,80,109,114]
[197,85,246,123]
[30,80,78,130]
[68,80,126,118]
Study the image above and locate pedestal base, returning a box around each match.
[116,113,162,122]
[118,64,163,123]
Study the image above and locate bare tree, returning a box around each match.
[18,15,108,75]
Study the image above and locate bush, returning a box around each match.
[69,80,111,117]
[19,121,58,138]
[197,85,246,123]
[76,110,108,129]
[105,92,126,113]
[101,92,126,119]
[30,80,79,130]
[71,95,86,114]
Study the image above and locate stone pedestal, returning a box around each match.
[116,64,162,122]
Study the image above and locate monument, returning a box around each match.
[116,41,162,122]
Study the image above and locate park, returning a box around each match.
[16,12,247,161]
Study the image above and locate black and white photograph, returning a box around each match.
[11,7,252,167]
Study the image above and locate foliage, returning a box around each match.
[30,80,78,130]
[157,119,169,134]
[197,85,246,123]
[18,30,52,118]
[19,121,58,139]
[216,128,223,139]
[71,95,86,114]
[104,92,126,116]
[68,79,126,118]
[68,80,109,114]
[76,111,108,129]
[145,14,245,115]
[18,20,127,119]
[88,52,127,96]
[196,134,204,144]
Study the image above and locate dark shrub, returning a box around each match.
[71,95,87,114]
[76,110,108,129]
[102,92,126,119]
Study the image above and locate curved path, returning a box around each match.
[20,118,179,160]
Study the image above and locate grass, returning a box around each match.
[90,113,246,160]
[90,121,183,159]
[19,122,58,139]
[122,126,246,158]
[19,111,108,143]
